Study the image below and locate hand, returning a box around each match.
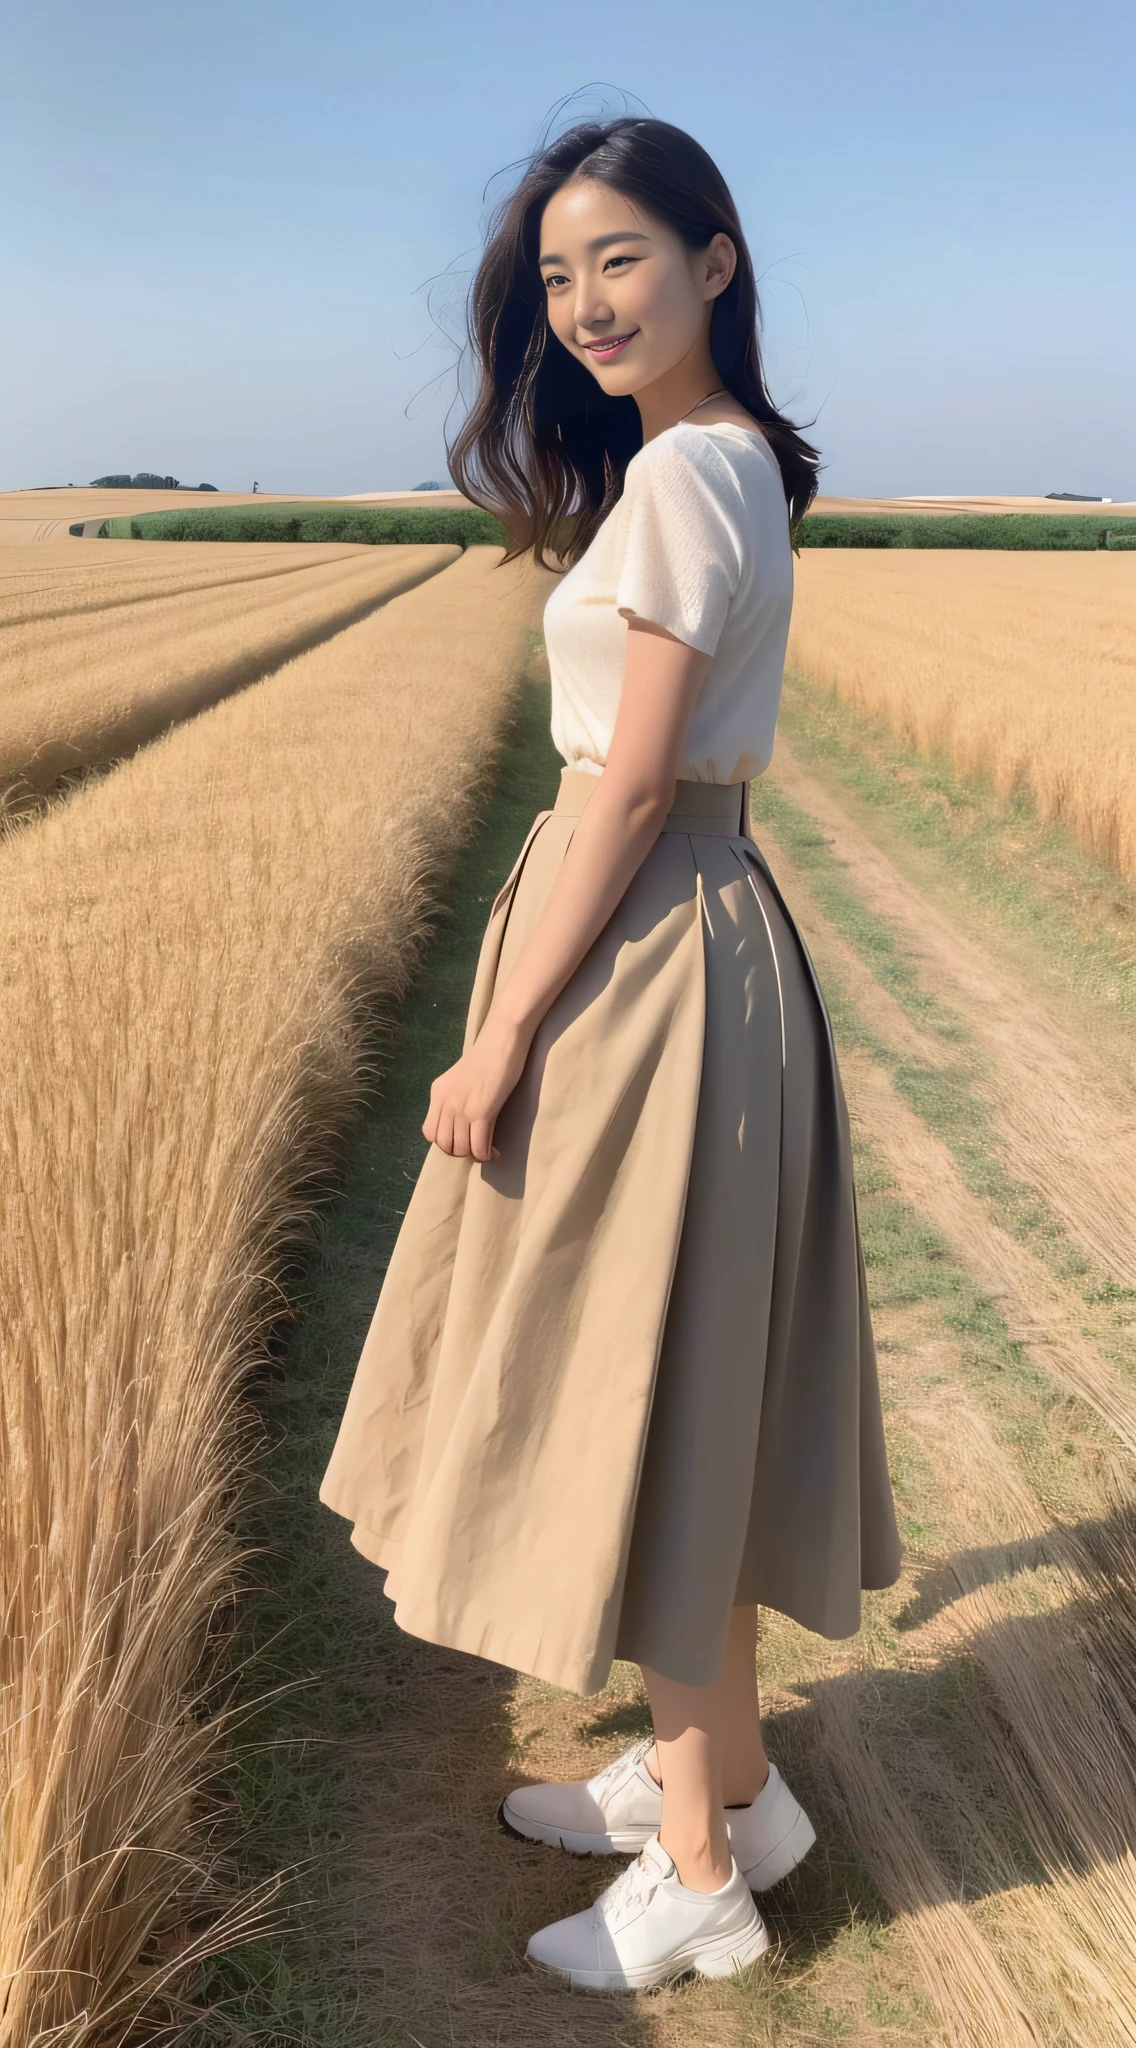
[422,1010,532,1162]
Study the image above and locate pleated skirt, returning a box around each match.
[319,768,902,1696]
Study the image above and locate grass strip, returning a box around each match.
[98,506,1136,551]
[101,505,506,546]
[795,513,1132,550]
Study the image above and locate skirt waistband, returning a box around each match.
[554,767,748,838]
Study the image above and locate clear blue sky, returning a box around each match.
[4,0,1133,498]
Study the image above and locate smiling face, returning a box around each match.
[538,178,736,403]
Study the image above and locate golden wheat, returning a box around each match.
[0,539,457,806]
[816,1682,1043,2048]
[787,551,1136,877]
[810,495,1136,518]
[0,546,546,2048]
[910,1403,1136,2048]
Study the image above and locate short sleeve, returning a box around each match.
[615,430,744,656]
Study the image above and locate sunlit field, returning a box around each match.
[1,511,1133,2048]
[787,550,1136,877]
[0,539,454,806]
[0,546,542,2047]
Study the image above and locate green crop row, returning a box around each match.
[795,512,1135,550]
[93,503,1135,551]
[97,505,506,546]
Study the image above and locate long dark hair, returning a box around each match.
[448,116,821,567]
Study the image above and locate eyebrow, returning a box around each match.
[538,231,652,267]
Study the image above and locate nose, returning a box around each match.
[573,275,615,337]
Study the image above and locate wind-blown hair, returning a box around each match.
[448,116,821,568]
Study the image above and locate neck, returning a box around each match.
[634,335,722,444]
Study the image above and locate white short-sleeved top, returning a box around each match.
[543,421,794,786]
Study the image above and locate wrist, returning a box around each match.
[485,993,540,1044]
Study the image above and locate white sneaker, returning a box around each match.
[728,1762,817,1891]
[502,1739,816,1892]
[526,1833,772,1992]
[502,1735,662,1856]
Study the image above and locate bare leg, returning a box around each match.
[640,1605,770,1893]
[640,1660,733,1892]
[645,1606,769,1803]
[717,1603,770,1805]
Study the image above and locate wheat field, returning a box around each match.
[0,546,544,2048]
[787,551,1136,877]
[4,516,1132,2047]
[0,539,457,807]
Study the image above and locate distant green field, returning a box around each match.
[97,504,506,546]
[797,512,1135,550]
[93,503,1136,550]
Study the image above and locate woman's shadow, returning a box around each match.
[336,1497,1136,2036]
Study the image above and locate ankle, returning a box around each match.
[659,1828,734,1894]
[648,1742,770,1809]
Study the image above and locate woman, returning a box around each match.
[320,114,901,1993]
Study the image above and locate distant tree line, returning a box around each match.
[89,474,218,491]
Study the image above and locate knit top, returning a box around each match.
[543,421,794,786]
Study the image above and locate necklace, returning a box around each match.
[677,387,728,424]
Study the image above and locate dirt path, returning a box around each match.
[846,1047,1134,1450]
[749,802,1135,1451]
[759,712,1136,2048]
[770,734,1136,1290]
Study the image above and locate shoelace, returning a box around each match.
[589,1735,655,1807]
[594,1850,664,1933]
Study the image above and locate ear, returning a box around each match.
[703,231,737,301]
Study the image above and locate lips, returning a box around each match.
[582,330,639,361]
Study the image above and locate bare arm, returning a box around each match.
[423,616,711,1161]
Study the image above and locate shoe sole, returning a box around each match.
[739,1805,817,1892]
[527,1915,772,1992]
[499,1796,651,1857]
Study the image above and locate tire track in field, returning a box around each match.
[769,734,1136,1291]
[753,784,1135,1452]
[843,1047,1135,1450]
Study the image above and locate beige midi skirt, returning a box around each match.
[319,768,902,1696]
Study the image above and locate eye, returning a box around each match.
[603,254,637,272]
[542,271,569,290]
